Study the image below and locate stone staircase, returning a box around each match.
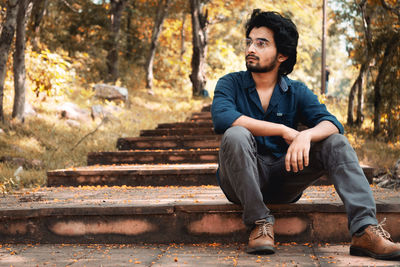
[1,105,399,245]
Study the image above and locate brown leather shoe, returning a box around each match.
[350,218,400,260]
[247,219,275,254]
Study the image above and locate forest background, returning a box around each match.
[0,0,399,191]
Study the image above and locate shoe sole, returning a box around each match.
[247,245,276,255]
[350,246,400,260]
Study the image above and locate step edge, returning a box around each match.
[1,202,398,219]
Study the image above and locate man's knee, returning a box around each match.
[323,133,351,149]
[221,126,254,149]
[320,133,358,164]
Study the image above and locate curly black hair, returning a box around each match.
[245,9,299,76]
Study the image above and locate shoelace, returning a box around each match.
[254,219,273,238]
[371,218,392,241]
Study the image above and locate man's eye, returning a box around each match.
[255,40,267,47]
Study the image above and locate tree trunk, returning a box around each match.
[0,0,19,123]
[30,0,47,52]
[387,94,397,141]
[106,0,127,83]
[125,4,133,60]
[346,75,357,125]
[12,0,32,121]
[354,63,368,125]
[348,63,367,126]
[347,0,371,127]
[189,0,208,97]
[180,12,186,61]
[373,34,399,135]
[355,70,364,125]
[145,0,170,93]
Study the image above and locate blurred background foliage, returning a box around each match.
[2,0,397,103]
[15,0,355,96]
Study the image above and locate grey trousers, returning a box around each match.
[218,126,378,235]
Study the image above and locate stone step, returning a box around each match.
[140,127,215,137]
[86,150,375,182]
[156,121,213,129]
[191,111,211,116]
[116,135,221,150]
[187,117,212,123]
[188,112,212,120]
[201,105,211,112]
[47,163,375,187]
[87,149,219,165]
[47,164,218,187]
[1,185,399,244]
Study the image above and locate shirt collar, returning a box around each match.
[245,70,290,93]
[279,76,289,92]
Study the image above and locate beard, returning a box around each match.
[246,54,278,73]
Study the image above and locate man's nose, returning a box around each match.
[247,42,257,53]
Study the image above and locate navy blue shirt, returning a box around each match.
[211,70,344,158]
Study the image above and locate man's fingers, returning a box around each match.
[286,133,311,173]
[291,152,298,172]
[297,151,303,170]
[285,153,291,172]
[303,148,309,167]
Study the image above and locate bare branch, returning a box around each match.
[70,117,107,152]
[61,0,79,13]
[359,0,372,51]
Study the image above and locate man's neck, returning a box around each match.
[251,70,279,91]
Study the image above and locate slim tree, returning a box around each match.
[347,0,371,126]
[125,2,134,61]
[12,0,32,121]
[373,33,399,135]
[347,66,366,125]
[0,0,19,123]
[374,0,400,138]
[189,0,208,97]
[106,0,127,83]
[30,0,48,51]
[180,12,186,61]
[145,0,170,94]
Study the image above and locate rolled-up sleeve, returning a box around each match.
[298,85,344,134]
[211,75,243,134]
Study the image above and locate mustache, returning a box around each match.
[246,54,259,60]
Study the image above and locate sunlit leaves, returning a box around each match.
[27,49,75,96]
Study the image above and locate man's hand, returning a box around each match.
[281,126,299,145]
[284,130,312,172]
[282,121,339,173]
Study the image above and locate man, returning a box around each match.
[211,9,400,260]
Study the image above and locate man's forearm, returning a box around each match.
[232,115,287,136]
[232,116,339,143]
[302,120,339,142]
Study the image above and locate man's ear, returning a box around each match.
[278,54,288,63]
